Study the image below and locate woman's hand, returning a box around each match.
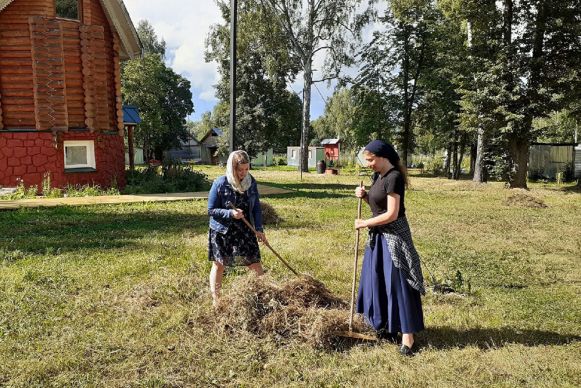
[231,208,244,219]
[355,186,367,198]
[355,219,369,229]
[255,231,268,244]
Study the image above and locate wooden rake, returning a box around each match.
[226,202,299,277]
[334,181,377,341]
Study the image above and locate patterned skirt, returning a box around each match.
[208,220,261,267]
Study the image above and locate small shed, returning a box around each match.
[528,143,576,180]
[123,105,143,168]
[251,148,274,167]
[321,138,341,163]
[287,146,324,168]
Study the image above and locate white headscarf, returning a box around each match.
[226,150,252,193]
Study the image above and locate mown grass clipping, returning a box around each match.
[213,273,374,349]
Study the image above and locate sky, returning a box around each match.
[122,0,338,122]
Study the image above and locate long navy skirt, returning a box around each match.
[356,232,425,334]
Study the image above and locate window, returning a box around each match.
[291,150,296,159]
[55,0,80,20]
[64,140,96,169]
[308,150,312,159]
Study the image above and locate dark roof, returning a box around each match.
[200,127,224,142]
[123,105,141,125]
[321,138,341,145]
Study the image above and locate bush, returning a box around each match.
[273,154,287,166]
[0,179,38,200]
[124,161,211,194]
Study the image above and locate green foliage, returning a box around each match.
[1,179,38,200]
[136,20,166,58]
[205,1,302,157]
[63,185,120,198]
[122,22,193,161]
[123,162,211,194]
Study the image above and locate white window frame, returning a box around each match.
[64,140,96,169]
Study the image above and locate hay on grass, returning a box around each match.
[505,193,547,208]
[260,202,281,225]
[214,273,374,349]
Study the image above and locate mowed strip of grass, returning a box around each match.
[0,168,579,387]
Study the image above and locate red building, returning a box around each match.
[321,138,341,164]
[0,0,141,189]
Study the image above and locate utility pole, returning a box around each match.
[229,0,238,153]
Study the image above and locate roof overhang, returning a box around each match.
[0,0,141,60]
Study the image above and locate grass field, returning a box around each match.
[1,167,580,387]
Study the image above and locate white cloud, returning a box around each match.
[122,0,221,106]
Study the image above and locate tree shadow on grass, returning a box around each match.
[420,326,581,350]
[0,204,209,258]
[261,182,360,199]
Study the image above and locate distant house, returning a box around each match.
[0,0,141,189]
[164,134,202,163]
[321,138,341,164]
[199,128,227,164]
[287,146,324,168]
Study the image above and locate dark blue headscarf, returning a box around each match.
[364,140,400,164]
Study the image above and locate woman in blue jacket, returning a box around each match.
[208,150,266,307]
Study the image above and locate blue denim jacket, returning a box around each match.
[208,175,263,234]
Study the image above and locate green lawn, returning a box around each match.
[1,167,580,387]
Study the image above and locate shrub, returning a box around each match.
[124,161,211,194]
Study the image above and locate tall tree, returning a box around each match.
[122,22,194,161]
[357,0,437,166]
[206,0,302,158]
[259,0,368,171]
[457,0,580,188]
[137,20,166,58]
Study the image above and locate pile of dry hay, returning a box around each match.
[505,193,547,208]
[260,202,281,225]
[214,273,374,349]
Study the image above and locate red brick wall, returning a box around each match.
[0,131,126,190]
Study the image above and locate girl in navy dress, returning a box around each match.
[207,150,267,307]
[354,140,425,356]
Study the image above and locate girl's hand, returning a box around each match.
[355,186,367,198]
[231,208,244,219]
[355,219,368,229]
[255,231,267,244]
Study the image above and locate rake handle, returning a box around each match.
[227,203,300,277]
[349,181,364,332]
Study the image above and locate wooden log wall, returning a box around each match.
[113,33,124,135]
[0,89,4,129]
[29,16,69,131]
[88,0,116,130]
[0,0,121,131]
[0,0,51,128]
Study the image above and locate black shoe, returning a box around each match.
[376,329,398,343]
[399,344,414,356]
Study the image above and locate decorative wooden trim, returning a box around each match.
[113,33,124,135]
[29,16,69,132]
